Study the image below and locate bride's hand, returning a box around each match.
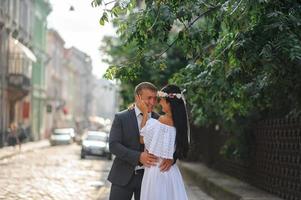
[136,95,148,114]
[139,152,158,167]
[159,159,173,172]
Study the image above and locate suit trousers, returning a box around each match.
[109,170,144,200]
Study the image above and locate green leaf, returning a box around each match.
[111,3,123,17]
[91,0,102,7]
[99,12,108,26]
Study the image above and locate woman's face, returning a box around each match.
[158,98,171,114]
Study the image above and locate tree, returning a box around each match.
[100,24,188,108]
[93,0,301,158]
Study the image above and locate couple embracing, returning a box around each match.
[108,82,189,200]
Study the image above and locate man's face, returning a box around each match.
[136,89,157,113]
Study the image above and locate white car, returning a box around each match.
[49,128,73,146]
[81,131,111,160]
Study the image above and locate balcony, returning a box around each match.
[7,38,36,102]
[7,53,31,101]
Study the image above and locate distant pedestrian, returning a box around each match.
[7,123,21,151]
[18,123,28,144]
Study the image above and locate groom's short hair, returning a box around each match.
[135,82,157,95]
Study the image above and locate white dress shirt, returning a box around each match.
[134,105,151,171]
[134,106,151,130]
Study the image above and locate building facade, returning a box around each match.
[90,78,118,121]
[46,40,94,136]
[63,47,93,132]
[0,0,37,146]
[1,0,95,145]
[31,0,51,140]
[45,29,65,137]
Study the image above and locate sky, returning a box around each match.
[47,0,115,78]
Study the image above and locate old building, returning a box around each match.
[90,78,118,121]
[63,47,93,132]
[0,0,38,146]
[31,0,52,140]
[45,29,65,137]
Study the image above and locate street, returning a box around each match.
[0,143,214,200]
[0,144,111,200]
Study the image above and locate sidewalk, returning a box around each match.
[0,140,50,160]
[178,161,283,200]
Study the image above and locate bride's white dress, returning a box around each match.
[140,118,188,200]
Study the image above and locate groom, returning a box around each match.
[108,82,174,200]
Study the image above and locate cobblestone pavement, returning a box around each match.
[0,144,112,200]
[0,143,214,200]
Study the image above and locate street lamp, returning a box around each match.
[69,5,75,11]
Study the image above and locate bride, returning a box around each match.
[137,84,189,200]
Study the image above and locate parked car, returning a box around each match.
[81,131,112,160]
[49,128,73,146]
[65,128,76,141]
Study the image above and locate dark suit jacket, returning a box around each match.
[108,109,160,186]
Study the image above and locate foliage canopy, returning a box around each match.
[93,0,301,158]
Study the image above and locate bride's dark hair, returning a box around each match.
[161,84,189,159]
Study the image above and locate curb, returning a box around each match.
[0,140,50,160]
[178,161,283,200]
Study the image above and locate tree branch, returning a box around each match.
[155,4,222,58]
[179,19,188,29]
[105,0,117,6]
[147,4,161,32]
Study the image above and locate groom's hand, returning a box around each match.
[160,159,173,172]
[139,152,158,167]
